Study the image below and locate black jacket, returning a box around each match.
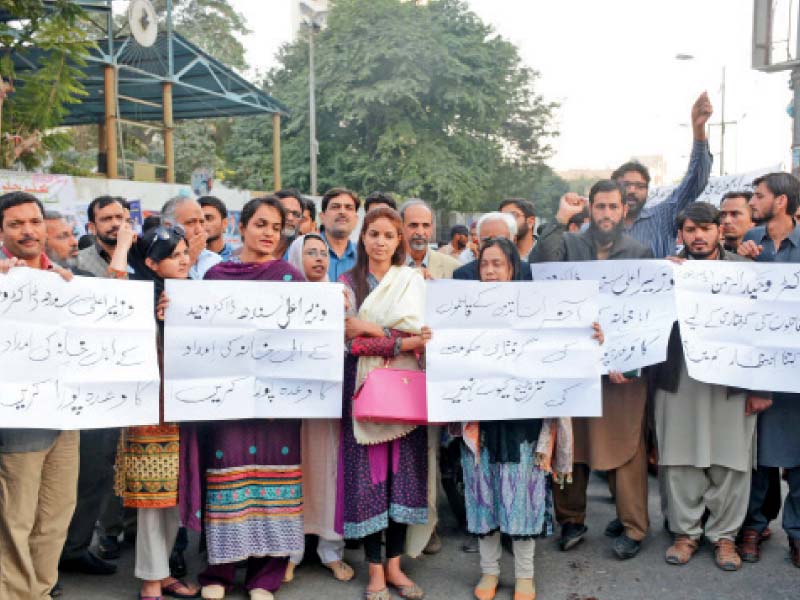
[532,222,653,263]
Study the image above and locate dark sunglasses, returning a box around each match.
[147,224,185,256]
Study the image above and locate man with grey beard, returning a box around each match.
[44,211,82,271]
[400,199,459,279]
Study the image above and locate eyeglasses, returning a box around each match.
[621,181,648,191]
[303,249,329,259]
[286,210,303,219]
[147,224,185,256]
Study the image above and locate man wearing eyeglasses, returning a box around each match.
[319,188,360,281]
[276,188,305,258]
[610,92,713,259]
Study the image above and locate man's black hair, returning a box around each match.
[677,202,721,229]
[275,188,304,202]
[321,188,361,212]
[498,198,535,218]
[611,161,651,186]
[87,195,126,223]
[142,215,161,231]
[588,179,625,204]
[449,224,469,239]
[364,191,397,212]
[303,198,317,222]
[0,191,45,228]
[753,172,800,216]
[198,195,228,219]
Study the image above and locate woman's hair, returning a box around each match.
[478,237,521,281]
[240,195,286,228]
[136,224,187,264]
[348,206,406,307]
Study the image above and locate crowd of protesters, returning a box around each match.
[0,91,799,600]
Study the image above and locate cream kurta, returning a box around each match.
[300,420,341,540]
[655,361,756,473]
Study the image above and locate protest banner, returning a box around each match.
[164,280,344,420]
[425,280,602,421]
[531,260,677,373]
[674,260,800,392]
[646,165,779,208]
[0,269,160,429]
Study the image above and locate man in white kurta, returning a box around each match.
[652,203,770,571]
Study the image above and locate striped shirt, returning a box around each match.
[625,140,713,258]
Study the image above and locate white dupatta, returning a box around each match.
[352,265,425,445]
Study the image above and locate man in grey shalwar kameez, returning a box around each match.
[652,203,772,571]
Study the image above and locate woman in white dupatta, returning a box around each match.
[283,234,354,584]
[338,207,431,600]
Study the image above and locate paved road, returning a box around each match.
[59,473,797,600]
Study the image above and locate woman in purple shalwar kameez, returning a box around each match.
[337,207,431,600]
[179,197,306,600]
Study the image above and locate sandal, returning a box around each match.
[325,560,355,582]
[249,589,274,600]
[389,582,425,600]
[162,579,200,599]
[665,535,699,565]
[364,588,392,600]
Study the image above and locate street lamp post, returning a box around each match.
[676,55,735,176]
[299,2,328,196]
[308,26,317,196]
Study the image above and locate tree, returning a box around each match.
[225,0,562,212]
[0,0,94,169]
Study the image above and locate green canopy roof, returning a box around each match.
[11,30,287,126]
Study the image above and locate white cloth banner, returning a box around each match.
[531,261,677,373]
[0,270,160,429]
[164,280,344,420]
[674,260,800,392]
[646,165,780,208]
[425,280,602,421]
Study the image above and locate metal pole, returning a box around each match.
[166,0,174,78]
[719,66,726,176]
[309,27,318,196]
[792,68,800,177]
[273,113,282,191]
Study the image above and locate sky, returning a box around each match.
[228,0,794,182]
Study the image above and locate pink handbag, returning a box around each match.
[353,359,428,425]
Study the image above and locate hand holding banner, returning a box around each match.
[164,279,345,421]
[425,280,602,421]
[0,269,160,429]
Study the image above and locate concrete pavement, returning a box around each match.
[58,473,797,600]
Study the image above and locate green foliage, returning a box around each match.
[0,0,94,168]
[225,0,563,213]
[112,0,249,178]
